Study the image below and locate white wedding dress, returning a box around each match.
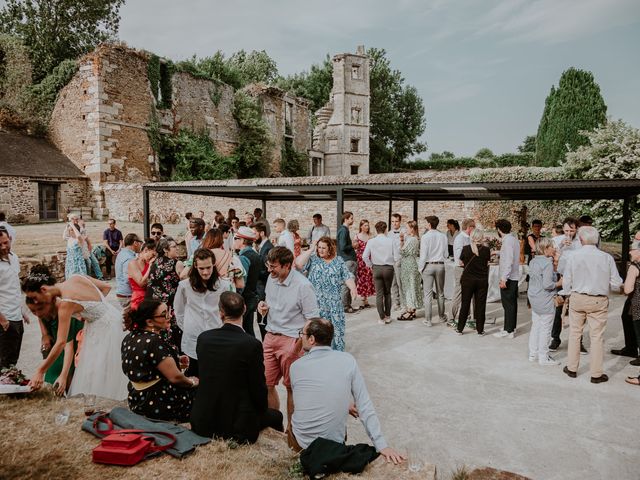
[65,276,128,400]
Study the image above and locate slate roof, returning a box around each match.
[0,129,86,179]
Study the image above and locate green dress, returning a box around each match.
[43,317,84,384]
[399,236,424,310]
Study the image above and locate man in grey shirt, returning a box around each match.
[307,213,331,244]
[494,219,521,338]
[289,318,404,465]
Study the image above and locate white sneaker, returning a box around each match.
[439,315,448,323]
[377,319,386,325]
[493,330,509,338]
[384,317,392,324]
[507,331,515,339]
[422,319,433,327]
[528,354,537,362]
[539,356,560,366]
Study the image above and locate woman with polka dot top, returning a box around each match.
[121,299,199,422]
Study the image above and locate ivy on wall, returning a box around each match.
[147,53,172,109]
[232,91,272,178]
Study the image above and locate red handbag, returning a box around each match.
[92,415,177,466]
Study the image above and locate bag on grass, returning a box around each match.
[92,414,176,466]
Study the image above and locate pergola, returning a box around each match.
[142,176,640,264]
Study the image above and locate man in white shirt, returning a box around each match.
[387,213,406,311]
[364,221,397,324]
[307,213,331,244]
[450,218,475,326]
[289,318,404,465]
[418,215,448,326]
[0,228,27,368]
[257,246,319,428]
[0,212,16,244]
[562,226,623,384]
[272,218,294,253]
[494,219,521,338]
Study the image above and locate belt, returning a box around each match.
[426,261,444,264]
[268,331,284,336]
[116,294,131,298]
[574,292,606,297]
[131,377,162,391]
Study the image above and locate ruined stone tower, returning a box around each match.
[310,46,370,176]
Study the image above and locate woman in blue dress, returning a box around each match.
[295,236,357,351]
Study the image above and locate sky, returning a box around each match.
[117,0,640,157]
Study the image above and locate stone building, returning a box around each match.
[0,129,91,222]
[310,46,370,176]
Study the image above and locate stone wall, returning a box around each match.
[19,253,66,282]
[0,176,90,223]
[171,72,239,153]
[102,182,477,234]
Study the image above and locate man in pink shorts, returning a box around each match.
[257,246,319,428]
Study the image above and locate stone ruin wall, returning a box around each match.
[170,72,239,156]
[0,176,90,223]
[101,182,478,235]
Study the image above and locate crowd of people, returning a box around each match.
[0,205,638,466]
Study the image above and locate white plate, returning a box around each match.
[0,384,32,394]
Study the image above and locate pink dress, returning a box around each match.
[355,236,375,298]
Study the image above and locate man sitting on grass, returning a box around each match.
[289,317,404,465]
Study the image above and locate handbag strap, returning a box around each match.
[93,414,177,453]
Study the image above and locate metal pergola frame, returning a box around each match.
[142,178,640,265]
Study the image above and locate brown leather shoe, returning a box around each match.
[590,374,609,384]
[563,366,577,378]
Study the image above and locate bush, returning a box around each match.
[404,153,534,171]
[232,91,272,178]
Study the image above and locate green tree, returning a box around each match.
[475,147,494,159]
[232,91,272,178]
[164,130,236,181]
[518,135,536,153]
[564,119,640,239]
[0,0,124,82]
[535,68,607,166]
[276,55,333,112]
[429,151,455,161]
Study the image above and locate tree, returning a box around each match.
[0,0,124,82]
[535,68,607,166]
[429,151,455,161]
[564,119,640,239]
[175,50,278,91]
[276,55,333,112]
[475,147,494,159]
[517,135,536,153]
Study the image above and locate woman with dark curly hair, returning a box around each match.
[122,299,199,422]
[146,237,185,348]
[22,265,127,400]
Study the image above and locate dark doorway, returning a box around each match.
[38,183,58,220]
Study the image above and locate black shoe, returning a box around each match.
[549,339,561,351]
[591,374,609,384]
[611,348,638,358]
[630,358,640,366]
[580,344,588,355]
[563,366,577,378]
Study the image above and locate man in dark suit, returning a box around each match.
[254,223,273,339]
[190,291,283,443]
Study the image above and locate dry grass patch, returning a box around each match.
[0,390,436,480]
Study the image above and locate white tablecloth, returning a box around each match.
[443,260,528,303]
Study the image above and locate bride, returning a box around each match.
[22,265,128,400]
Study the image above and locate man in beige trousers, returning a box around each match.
[562,226,623,383]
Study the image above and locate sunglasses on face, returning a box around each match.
[150,231,162,236]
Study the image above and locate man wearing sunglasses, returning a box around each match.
[150,223,164,243]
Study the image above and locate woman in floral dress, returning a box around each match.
[295,237,357,351]
[353,220,375,308]
[398,221,424,320]
[146,237,185,349]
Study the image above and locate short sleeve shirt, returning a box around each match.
[121,330,176,383]
[103,228,123,250]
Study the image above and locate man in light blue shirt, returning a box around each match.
[289,318,404,465]
[494,219,521,338]
[114,233,142,310]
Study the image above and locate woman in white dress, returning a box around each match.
[22,265,128,400]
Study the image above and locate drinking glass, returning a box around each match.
[407,445,423,473]
[54,400,70,426]
[83,394,96,417]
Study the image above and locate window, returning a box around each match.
[312,158,322,176]
[350,165,359,175]
[351,107,361,124]
[351,65,361,79]
[350,138,359,153]
[285,102,293,136]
